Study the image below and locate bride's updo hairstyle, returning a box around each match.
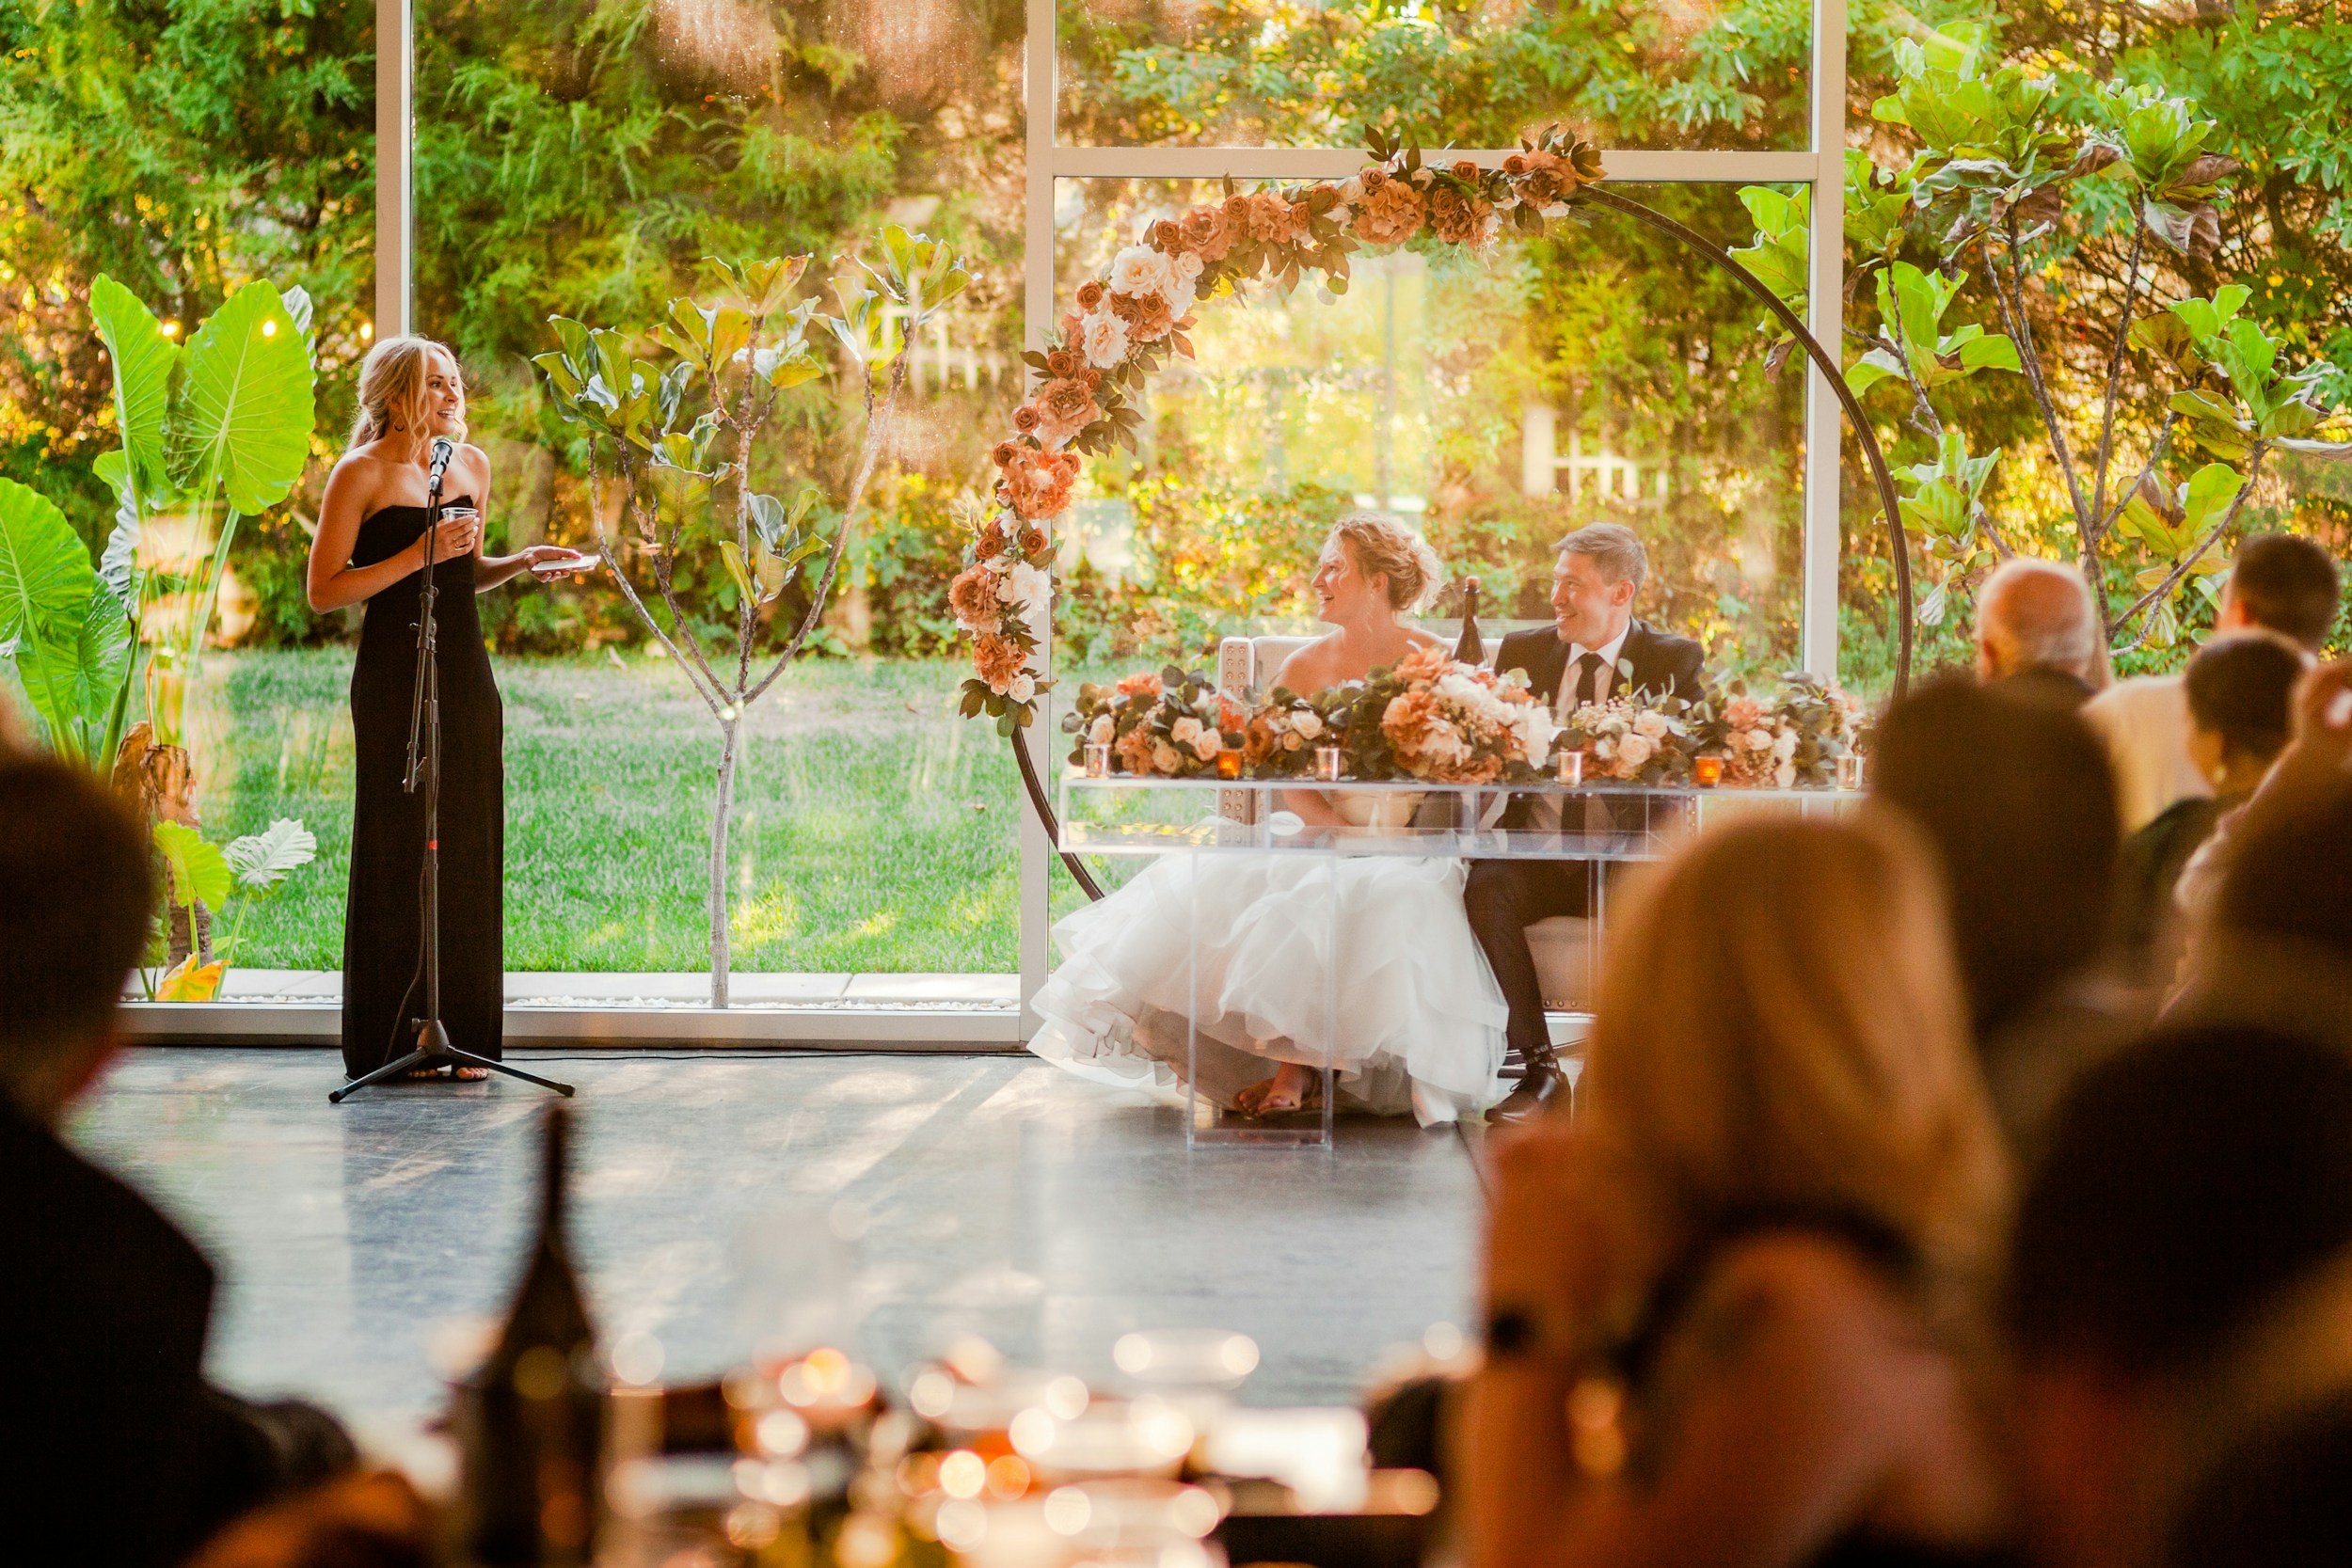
[348,335,466,451]
[1331,511,1442,613]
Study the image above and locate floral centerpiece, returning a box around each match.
[1336,646,1561,784]
[1061,668,1247,778]
[1704,675,1866,789]
[1561,694,1706,785]
[1240,686,1349,777]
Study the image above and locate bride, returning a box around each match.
[1029,512,1513,1127]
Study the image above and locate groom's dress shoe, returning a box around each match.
[1492,1065,1567,1122]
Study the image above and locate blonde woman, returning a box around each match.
[1465,814,2013,1568]
[307,337,591,1082]
[1027,512,1513,1125]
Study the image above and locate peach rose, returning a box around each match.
[1045,348,1079,378]
[1352,179,1424,245]
[1019,527,1047,556]
[976,519,1009,560]
[1116,725,1155,775]
[973,632,1026,693]
[990,439,1021,468]
[949,566,1001,634]
[1113,290,1175,342]
[1724,696,1765,732]
[1181,205,1233,262]
[1451,159,1481,183]
[1013,404,1041,434]
[1076,279,1106,312]
[1116,671,1163,699]
[1030,376,1100,447]
[1429,186,1491,245]
[1248,192,1305,245]
[1152,218,1183,251]
[1005,456,1074,521]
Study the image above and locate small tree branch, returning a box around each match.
[2113,442,2271,645]
[745,348,911,705]
[2090,216,2151,533]
[2094,413,2181,541]
[583,451,725,720]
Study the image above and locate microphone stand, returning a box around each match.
[333,451,572,1103]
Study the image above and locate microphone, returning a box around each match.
[426,436,456,498]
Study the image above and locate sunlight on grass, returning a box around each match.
[197,651,1023,974]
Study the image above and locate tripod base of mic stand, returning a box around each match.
[329,1019,575,1102]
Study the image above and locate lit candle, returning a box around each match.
[1692,755,1724,787]
[1084,743,1111,778]
[1216,748,1242,780]
[1836,752,1865,790]
[1556,749,1585,787]
[1314,746,1344,783]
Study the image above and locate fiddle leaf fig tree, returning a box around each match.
[534,229,971,1006]
[1736,23,2352,654]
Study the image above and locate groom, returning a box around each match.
[1467,522,1706,1113]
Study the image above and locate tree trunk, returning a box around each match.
[707,718,741,1008]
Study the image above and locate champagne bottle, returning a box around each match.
[457,1102,607,1566]
[1454,578,1485,666]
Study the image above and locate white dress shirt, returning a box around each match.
[2081,674,2209,835]
[1536,624,1631,832]
[1554,624,1631,721]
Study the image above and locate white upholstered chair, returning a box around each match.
[1215,634,1596,1026]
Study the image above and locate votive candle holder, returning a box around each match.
[1692,755,1724,788]
[1216,748,1243,780]
[1083,743,1112,778]
[1836,752,1866,790]
[1556,749,1585,787]
[1314,746,1344,783]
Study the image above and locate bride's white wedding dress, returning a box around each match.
[1028,791,1512,1126]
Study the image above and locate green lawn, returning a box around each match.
[186,649,1043,973]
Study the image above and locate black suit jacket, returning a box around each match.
[1495,618,1708,711]
[0,1101,286,1567]
[1491,619,1708,833]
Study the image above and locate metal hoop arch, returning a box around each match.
[1020,182,1917,904]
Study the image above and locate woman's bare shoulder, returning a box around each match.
[1272,634,1343,692]
[1402,625,1447,651]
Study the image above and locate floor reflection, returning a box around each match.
[73,1050,1485,1423]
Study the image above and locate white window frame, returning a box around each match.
[373,0,1851,1022]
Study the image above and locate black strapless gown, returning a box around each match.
[341,499,504,1077]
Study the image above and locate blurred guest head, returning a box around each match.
[2171,772,2352,1050]
[0,756,155,1123]
[2169,1394,2352,1568]
[2213,531,2340,653]
[1872,677,2122,1049]
[1976,558,2106,699]
[2005,1024,2352,1568]
[1578,813,2005,1298]
[2182,631,2305,796]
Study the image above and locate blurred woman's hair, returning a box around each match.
[1570,814,2008,1316]
[1331,511,1441,613]
[348,336,464,450]
[1872,676,2120,1044]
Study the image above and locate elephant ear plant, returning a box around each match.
[533,229,972,1006]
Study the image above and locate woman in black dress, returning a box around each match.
[307,338,591,1081]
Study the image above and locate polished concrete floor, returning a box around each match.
[73,1048,1486,1429]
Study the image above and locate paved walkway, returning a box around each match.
[75,1048,1486,1430]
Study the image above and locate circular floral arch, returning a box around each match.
[948,127,1913,895]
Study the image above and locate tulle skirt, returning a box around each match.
[1028,852,1511,1126]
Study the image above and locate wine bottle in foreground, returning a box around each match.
[455,1101,608,1566]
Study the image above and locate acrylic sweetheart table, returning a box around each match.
[1056,773,1864,1149]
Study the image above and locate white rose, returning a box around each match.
[1151,740,1183,774]
[1108,244,1175,300]
[1294,710,1324,741]
[1009,673,1036,704]
[1615,733,1656,770]
[1089,714,1114,744]
[1594,738,1615,761]
[1741,727,1772,752]
[1172,250,1202,284]
[1004,562,1051,609]
[1632,709,1669,739]
[1772,729,1799,762]
[1079,309,1131,369]
[1774,759,1797,789]
[1165,277,1197,323]
[1170,716,1205,747]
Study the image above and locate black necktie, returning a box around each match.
[1573,650,1607,708]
